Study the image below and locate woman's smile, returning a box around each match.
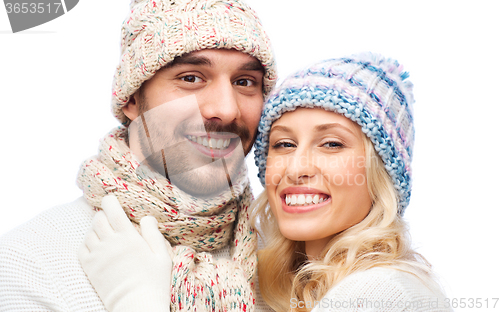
[280,187,331,213]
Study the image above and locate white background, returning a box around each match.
[1,1,499,310]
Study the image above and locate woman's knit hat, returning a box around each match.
[112,0,277,125]
[254,53,415,215]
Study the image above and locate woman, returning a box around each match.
[251,53,450,311]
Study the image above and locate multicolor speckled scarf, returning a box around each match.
[77,127,257,311]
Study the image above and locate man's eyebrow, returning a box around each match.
[163,53,264,74]
[165,54,212,68]
[239,59,265,73]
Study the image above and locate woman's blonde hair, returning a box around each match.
[251,135,435,312]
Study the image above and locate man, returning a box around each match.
[0,0,276,311]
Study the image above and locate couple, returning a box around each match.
[0,0,449,312]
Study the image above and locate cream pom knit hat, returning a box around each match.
[111,0,277,125]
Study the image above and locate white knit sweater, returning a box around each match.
[0,197,451,312]
[311,267,452,312]
[0,197,272,312]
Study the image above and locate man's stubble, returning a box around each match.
[133,91,255,198]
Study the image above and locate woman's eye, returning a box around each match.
[234,79,254,87]
[322,141,343,149]
[272,141,296,149]
[181,75,203,83]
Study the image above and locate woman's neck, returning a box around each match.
[305,236,332,260]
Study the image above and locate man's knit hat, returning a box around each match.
[254,53,415,215]
[112,0,277,125]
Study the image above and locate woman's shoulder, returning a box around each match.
[312,267,452,312]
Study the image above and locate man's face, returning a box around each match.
[123,49,265,198]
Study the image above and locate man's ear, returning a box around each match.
[122,92,140,121]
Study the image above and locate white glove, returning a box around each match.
[79,195,172,312]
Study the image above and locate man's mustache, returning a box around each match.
[177,120,251,143]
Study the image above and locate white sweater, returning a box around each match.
[0,197,272,312]
[311,267,452,312]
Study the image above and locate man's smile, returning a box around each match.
[185,133,241,158]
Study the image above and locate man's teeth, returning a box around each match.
[285,194,328,206]
[187,135,231,150]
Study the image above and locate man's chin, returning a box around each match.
[170,169,240,199]
[138,144,247,198]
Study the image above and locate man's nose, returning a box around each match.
[198,79,241,124]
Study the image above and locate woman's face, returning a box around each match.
[265,108,372,255]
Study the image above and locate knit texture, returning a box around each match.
[254,53,415,214]
[77,127,258,311]
[312,267,451,312]
[112,0,277,125]
[0,198,273,312]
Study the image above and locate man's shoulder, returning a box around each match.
[0,196,94,273]
[0,197,94,252]
[0,197,107,311]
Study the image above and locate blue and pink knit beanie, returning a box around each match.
[254,53,415,215]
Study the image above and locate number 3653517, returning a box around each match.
[5,3,62,14]
[444,297,499,309]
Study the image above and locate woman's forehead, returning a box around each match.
[272,107,361,132]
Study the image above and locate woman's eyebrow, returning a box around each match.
[270,125,292,134]
[314,123,355,136]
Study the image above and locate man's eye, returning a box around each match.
[181,75,203,83]
[234,79,254,87]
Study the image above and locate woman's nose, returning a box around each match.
[285,149,317,183]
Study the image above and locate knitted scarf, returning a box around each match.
[77,127,257,311]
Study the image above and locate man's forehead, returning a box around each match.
[164,49,264,73]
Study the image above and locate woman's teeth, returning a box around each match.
[285,194,328,206]
[187,135,231,150]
